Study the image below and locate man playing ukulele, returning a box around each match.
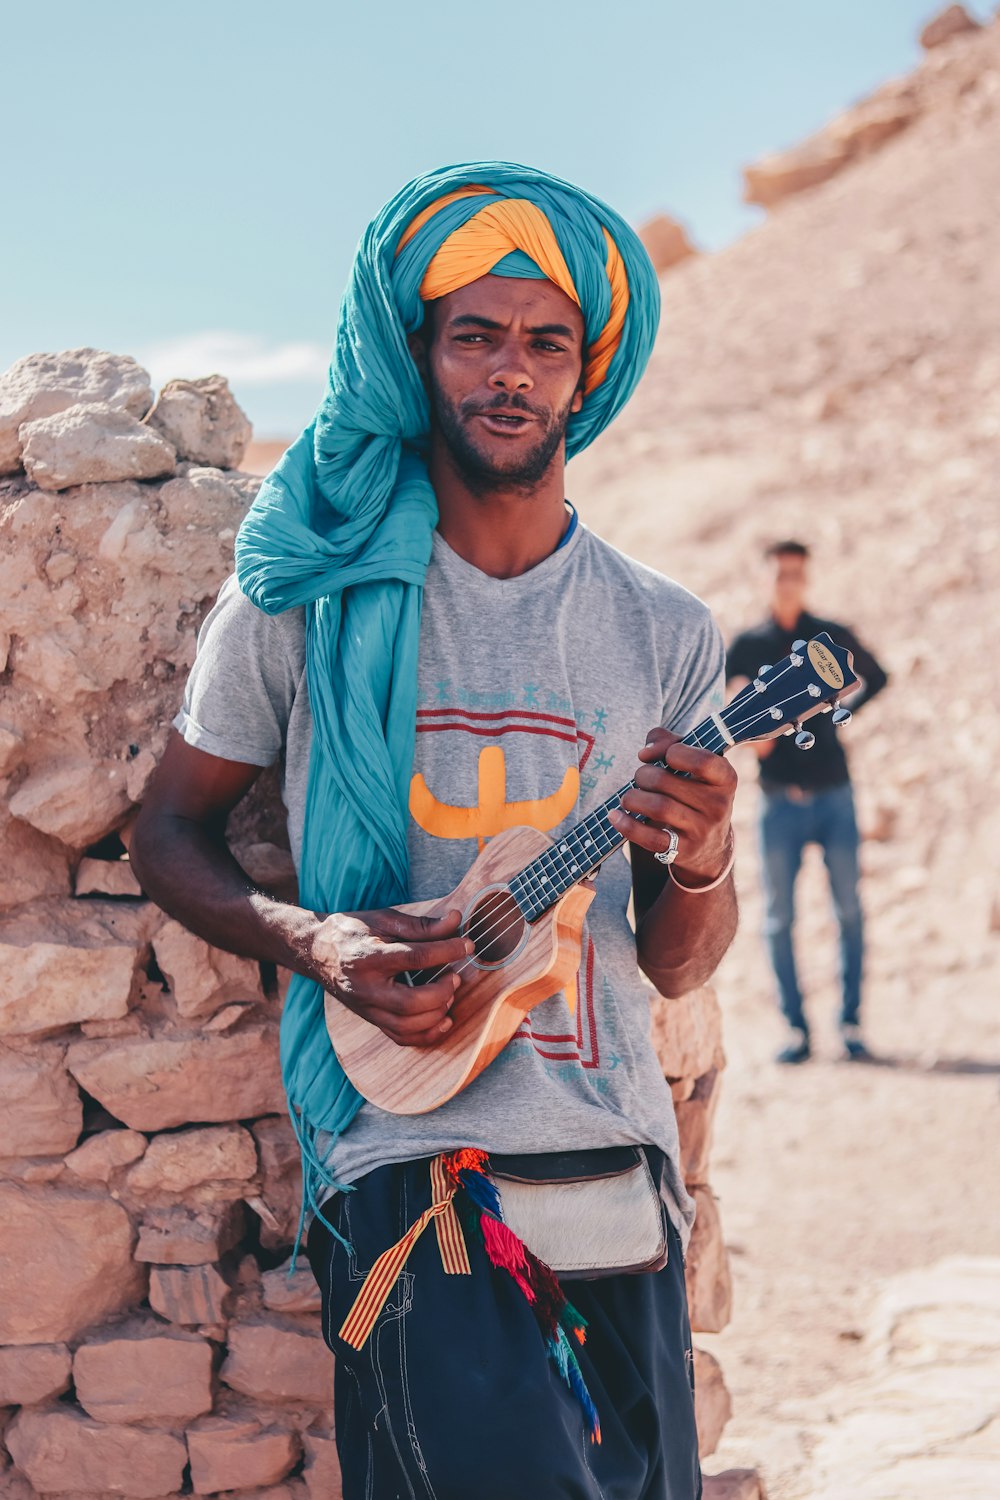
[132,164,737,1500]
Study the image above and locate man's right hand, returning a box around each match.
[312,908,473,1048]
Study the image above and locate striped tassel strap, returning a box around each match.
[340,1148,601,1444]
[339,1153,471,1349]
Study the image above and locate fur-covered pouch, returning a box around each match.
[488,1146,668,1280]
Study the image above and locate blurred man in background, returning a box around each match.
[726,540,888,1064]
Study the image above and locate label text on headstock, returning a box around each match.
[807,639,845,689]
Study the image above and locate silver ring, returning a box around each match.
[654,830,680,866]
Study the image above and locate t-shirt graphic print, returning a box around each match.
[409,693,600,1070]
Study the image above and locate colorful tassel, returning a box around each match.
[560,1298,588,1347]
[442,1148,602,1444]
[561,1330,602,1444]
[454,1189,485,1250]
[457,1164,504,1219]
[481,1213,536,1303]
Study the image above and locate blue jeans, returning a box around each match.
[759,782,863,1031]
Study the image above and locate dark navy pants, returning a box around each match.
[306,1156,702,1500]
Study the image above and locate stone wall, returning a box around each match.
[0,349,742,1498]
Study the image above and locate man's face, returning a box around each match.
[417,275,586,492]
[766,551,808,614]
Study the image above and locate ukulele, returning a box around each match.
[325,632,859,1114]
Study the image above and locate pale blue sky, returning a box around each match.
[3,0,985,434]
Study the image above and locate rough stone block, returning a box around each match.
[221,1321,333,1406]
[649,985,724,1082]
[148,1263,231,1326]
[66,1022,283,1130]
[702,1469,768,1500]
[0,809,71,907]
[0,1043,81,1155]
[638,214,698,274]
[261,1262,323,1315]
[6,1404,187,1497]
[186,1414,301,1495]
[694,1347,732,1458]
[920,4,980,50]
[0,1184,145,1343]
[303,1429,344,1500]
[152,919,264,1017]
[74,856,143,898]
[744,136,850,210]
[0,1157,65,1185]
[135,1203,245,1265]
[0,899,150,1036]
[74,1328,214,1424]
[0,348,152,474]
[126,1124,257,1196]
[8,760,132,849]
[230,1487,308,1500]
[203,1002,256,1032]
[146,375,252,470]
[20,401,177,491]
[0,1468,36,1499]
[0,1344,71,1405]
[64,1128,147,1181]
[251,1115,300,1251]
[235,841,298,899]
[686,1187,733,1335]
[674,1067,722,1186]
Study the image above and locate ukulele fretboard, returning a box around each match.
[508,714,729,923]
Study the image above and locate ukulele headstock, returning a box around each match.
[724,632,859,749]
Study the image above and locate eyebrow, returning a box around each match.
[448,314,580,340]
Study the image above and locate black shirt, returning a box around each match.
[725,612,888,790]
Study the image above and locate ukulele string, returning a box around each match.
[406,675,817,991]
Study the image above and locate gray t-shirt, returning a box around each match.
[175,522,725,1248]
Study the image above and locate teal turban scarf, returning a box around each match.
[234,161,661,1259]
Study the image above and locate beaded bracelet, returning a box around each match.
[668,829,736,894]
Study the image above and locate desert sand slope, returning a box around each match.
[572,17,1000,965]
[569,19,1000,1499]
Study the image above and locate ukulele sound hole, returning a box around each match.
[465,887,526,969]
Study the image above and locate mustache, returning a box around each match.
[462,392,547,421]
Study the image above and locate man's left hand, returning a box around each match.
[609,727,737,885]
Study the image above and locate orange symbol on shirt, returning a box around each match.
[410,745,579,852]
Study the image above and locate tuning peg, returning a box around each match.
[832,706,852,727]
[792,639,807,652]
[757,664,772,677]
[794,728,815,750]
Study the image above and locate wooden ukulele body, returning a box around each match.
[324,826,595,1115]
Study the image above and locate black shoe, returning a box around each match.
[841,1025,871,1061]
[775,1028,811,1065]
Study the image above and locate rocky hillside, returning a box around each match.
[571,11,1000,980]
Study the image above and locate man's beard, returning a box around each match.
[428,378,575,496]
